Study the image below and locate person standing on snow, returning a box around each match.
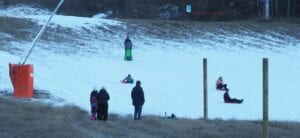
[97,87,110,121]
[124,35,133,61]
[131,80,145,120]
[90,88,98,120]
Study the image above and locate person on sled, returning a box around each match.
[122,74,134,84]
[223,89,243,104]
[216,76,227,90]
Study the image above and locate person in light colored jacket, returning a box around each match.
[216,76,227,90]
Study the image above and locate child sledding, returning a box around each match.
[121,74,134,84]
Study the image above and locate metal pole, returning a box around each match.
[203,58,208,120]
[22,0,64,65]
[263,58,269,138]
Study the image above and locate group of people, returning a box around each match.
[216,76,243,104]
[90,80,145,121]
[90,87,110,121]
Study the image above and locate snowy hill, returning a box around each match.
[0,6,300,121]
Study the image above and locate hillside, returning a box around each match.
[0,5,300,121]
[0,3,300,137]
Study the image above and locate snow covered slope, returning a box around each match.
[0,6,300,121]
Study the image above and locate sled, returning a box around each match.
[224,100,243,104]
[124,49,132,61]
[120,80,133,84]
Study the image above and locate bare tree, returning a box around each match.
[270,0,273,16]
[292,0,297,17]
[287,0,291,17]
[257,0,261,17]
[274,0,278,16]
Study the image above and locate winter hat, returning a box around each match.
[136,80,141,86]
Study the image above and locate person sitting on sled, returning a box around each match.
[223,89,243,104]
[216,76,227,90]
[122,74,134,84]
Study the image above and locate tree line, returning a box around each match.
[1,0,299,20]
[256,0,299,18]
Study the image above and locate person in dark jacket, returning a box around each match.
[124,36,133,61]
[223,89,243,104]
[131,80,145,120]
[90,89,98,120]
[97,87,110,121]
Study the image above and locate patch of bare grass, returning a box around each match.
[1,94,300,138]
[0,97,87,138]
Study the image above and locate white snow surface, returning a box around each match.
[0,6,300,121]
[0,5,121,28]
[0,5,51,16]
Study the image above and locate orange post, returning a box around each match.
[9,63,34,98]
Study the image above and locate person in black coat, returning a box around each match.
[124,36,132,49]
[223,89,243,104]
[97,87,110,121]
[131,80,145,120]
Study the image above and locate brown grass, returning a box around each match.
[1,96,300,138]
[0,97,87,137]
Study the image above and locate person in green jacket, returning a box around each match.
[124,36,133,61]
